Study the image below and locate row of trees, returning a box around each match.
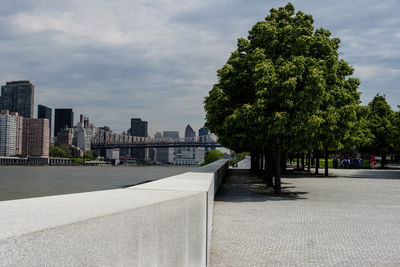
[204,3,400,193]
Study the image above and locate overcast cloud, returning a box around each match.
[0,0,399,135]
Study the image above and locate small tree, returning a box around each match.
[84,150,94,160]
[49,145,72,158]
[202,150,225,165]
[363,95,396,167]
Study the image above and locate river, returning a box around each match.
[0,165,196,201]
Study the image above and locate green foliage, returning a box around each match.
[72,158,85,164]
[84,150,96,160]
[204,2,361,157]
[361,95,396,155]
[230,152,249,166]
[362,159,372,169]
[392,106,400,153]
[49,145,72,158]
[202,150,225,166]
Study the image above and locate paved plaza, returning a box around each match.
[210,167,400,266]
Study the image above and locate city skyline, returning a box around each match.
[0,1,399,134]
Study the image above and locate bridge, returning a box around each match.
[91,129,222,149]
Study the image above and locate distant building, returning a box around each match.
[0,111,17,156]
[22,118,49,157]
[38,105,52,138]
[54,109,74,136]
[130,118,148,161]
[76,114,92,152]
[154,132,162,139]
[0,80,35,118]
[131,118,148,137]
[0,110,23,157]
[56,128,73,146]
[156,147,174,164]
[163,131,180,140]
[148,148,156,161]
[106,148,120,165]
[174,147,205,165]
[198,127,209,136]
[185,125,195,139]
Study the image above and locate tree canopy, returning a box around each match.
[204,3,362,189]
[359,95,397,166]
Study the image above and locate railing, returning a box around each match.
[0,159,229,266]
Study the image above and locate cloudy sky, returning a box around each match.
[1,0,399,136]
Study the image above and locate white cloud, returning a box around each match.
[1,0,400,134]
[354,65,400,80]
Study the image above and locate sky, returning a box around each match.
[0,0,399,136]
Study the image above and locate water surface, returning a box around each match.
[0,165,195,201]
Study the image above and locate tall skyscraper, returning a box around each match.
[198,127,209,136]
[22,118,50,157]
[0,81,34,118]
[185,125,195,139]
[38,105,52,138]
[130,118,148,161]
[54,109,74,136]
[130,118,148,137]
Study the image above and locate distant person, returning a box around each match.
[371,155,376,169]
[333,156,338,169]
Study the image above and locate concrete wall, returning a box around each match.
[0,159,228,267]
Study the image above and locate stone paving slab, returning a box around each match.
[210,169,400,266]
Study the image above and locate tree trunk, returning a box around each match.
[381,153,385,168]
[274,143,282,194]
[281,151,286,175]
[251,152,256,172]
[324,145,329,177]
[265,149,274,188]
[315,152,319,175]
[296,152,300,171]
[307,152,311,172]
[301,152,305,171]
[254,153,259,173]
[260,152,264,172]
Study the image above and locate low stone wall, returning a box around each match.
[0,159,228,267]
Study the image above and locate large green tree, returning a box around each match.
[204,3,360,192]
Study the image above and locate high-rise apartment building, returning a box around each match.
[0,111,17,156]
[54,109,74,136]
[130,118,148,161]
[22,118,50,157]
[0,81,34,118]
[0,110,23,156]
[38,105,52,138]
[131,118,148,137]
[56,128,73,146]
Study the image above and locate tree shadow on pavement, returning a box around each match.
[215,169,308,202]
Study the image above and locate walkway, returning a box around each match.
[210,168,400,266]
